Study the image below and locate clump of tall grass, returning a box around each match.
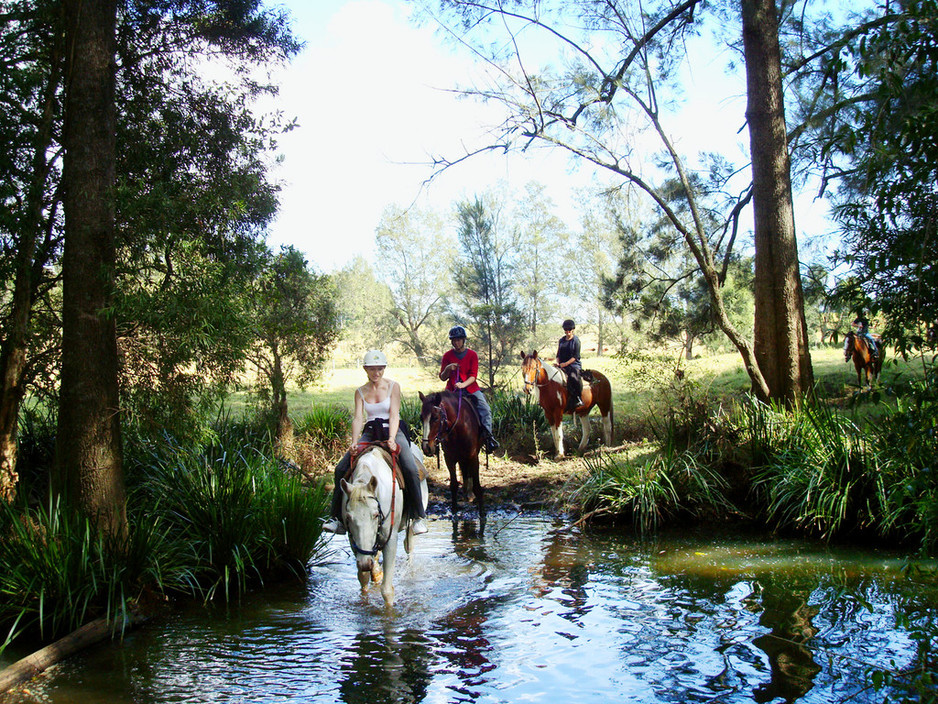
[135,435,330,599]
[488,389,549,452]
[567,449,731,533]
[749,401,888,540]
[0,495,189,651]
[294,404,350,444]
[874,372,938,551]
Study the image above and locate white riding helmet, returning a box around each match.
[362,349,388,367]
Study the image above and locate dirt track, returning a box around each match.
[421,444,635,512]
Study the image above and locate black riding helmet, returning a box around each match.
[562,319,575,331]
[449,325,467,340]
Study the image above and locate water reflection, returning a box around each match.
[337,625,433,704]
[751,578,822,703]
[5,517,937,704]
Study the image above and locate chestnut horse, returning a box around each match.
[844,330,883,389]
[419,390,485,521]
[519,351,613,457]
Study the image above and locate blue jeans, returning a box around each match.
[469,389,493,437]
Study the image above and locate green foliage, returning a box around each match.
[751,402,888,539]
[248,246,341,434]
[294,404,351,445]
[0,495,187,649]
[452,196,526,388]
[826,0,938,353]
[488,389,549,452]
[135,436,330,598]
[876,372,938,550]
[0,413,330,654]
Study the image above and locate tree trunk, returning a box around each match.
[741,0,814,405]
[271,352,292,442]
[54,0,126,536]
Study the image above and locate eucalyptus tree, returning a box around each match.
[248,246,340,442]
[53,0,125,534]
[425,0,821,404]
[374,204,454,365]
[810,0,938,354]
[452,196,525,388]
[513,181,568,339]
[0,0,300,506]
[332,256,397,364]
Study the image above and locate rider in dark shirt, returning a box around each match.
[853,315,878,360]
[555,319,582,412]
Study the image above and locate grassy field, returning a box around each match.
[228,344,925,430]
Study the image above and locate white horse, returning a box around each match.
[340,443,428,605]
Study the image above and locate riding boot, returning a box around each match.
[483,429,499,452]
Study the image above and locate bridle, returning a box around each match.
[425,391,463,450]
[522,356,549,391]
[347,493,389,557]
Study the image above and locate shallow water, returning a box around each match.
[4,514,937,703]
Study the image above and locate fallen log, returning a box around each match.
[0,616,136,696]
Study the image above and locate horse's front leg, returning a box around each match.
[380,537,398,605]
[469,456,484,518]
[550,422,565,458]
[576,413,591,452]
[446,457,460,514]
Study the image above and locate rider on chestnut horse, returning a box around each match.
[852,314,879,360]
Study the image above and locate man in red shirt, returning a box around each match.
[439,325,499,452]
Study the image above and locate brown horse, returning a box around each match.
[844,330,883,389]
[419,390,485,521]
[519,351,613,457]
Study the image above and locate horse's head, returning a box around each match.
[419,391,443,455]
[340,456,386,576]
[519,350,544,395]
[843,331,854,363]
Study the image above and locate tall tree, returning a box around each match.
[331,256,397,363]
[452,196,525,387]
[374,205,454,365]
[513,182,568,339]
[248,246,340,441]
[0,0,65,501]
[427,0,818,403]
[0,0,299,497]
[741,0,814,402]
[55,0,125,534]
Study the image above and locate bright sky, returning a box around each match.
[265,0,836,273]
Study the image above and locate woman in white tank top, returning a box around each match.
[323,350,428,535]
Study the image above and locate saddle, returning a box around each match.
[346,441,405,488]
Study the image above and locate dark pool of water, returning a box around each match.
[4,514,937,703]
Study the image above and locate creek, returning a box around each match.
[3,513,936,703]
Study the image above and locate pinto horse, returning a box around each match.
[844,330,883,389]
[520,351,613,458]
[419,390,485,521]
[340,443,428,605]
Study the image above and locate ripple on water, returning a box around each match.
[5,515,937,704]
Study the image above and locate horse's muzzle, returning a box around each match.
[421,440,433,456]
